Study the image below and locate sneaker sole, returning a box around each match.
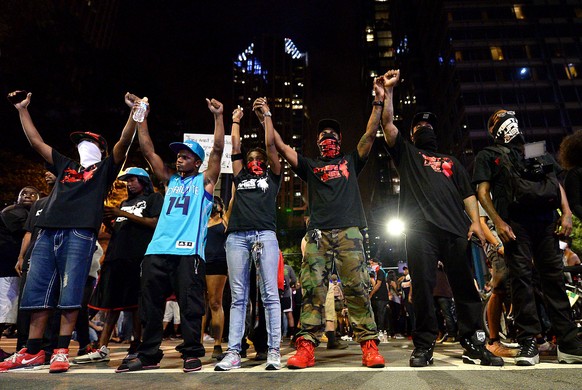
[557,349,582,364]
[515,355,539,366]
[4,364,45,372]
[286,362,315,369]
[265,364,281,370]
[49,367,69,373]
[214,365,241,371]
[409,358,433,367]
[73,358,110,364]
[183,366,202,373]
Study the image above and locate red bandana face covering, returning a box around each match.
[318,135,341,158]
[247,160,267,176]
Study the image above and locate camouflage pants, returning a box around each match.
[297,227,378,344]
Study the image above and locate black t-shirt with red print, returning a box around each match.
[388,133,474,238]
[294,150,367,230]
[35,149,121,232]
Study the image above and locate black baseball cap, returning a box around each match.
[410,112,437,136]
[317,119,341,137]
[70,131,108,153]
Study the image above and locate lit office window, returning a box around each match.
[490,46,504,60]
[455,51,463,62]
[566,63,578,79]
[366,27,374,42]
[513,5,525,19]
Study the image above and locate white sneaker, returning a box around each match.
[265,349,281,370]
[214,351,241,371]
[73,345,110,364]
[203,334,215,343]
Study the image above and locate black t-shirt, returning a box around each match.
[103,192,163,262]
[23,197,49,268]
[227,169,281,233]
[0,203,29,277]
[294,150,367,230]
[564,166,582,220]
[372,268,389,301]
[36,149,121,232]
[388,133,474,238]
[472,145,559,221]
[205,222,227,263]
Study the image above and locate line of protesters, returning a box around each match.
[2,67,582,374]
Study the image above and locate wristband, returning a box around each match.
[232,121,240,125]
[231,153,243,162]
[263,111,272,117]
[372,101,384,106]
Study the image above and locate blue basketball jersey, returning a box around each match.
[146,173,212,257]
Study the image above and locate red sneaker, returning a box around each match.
[49,348,70,373]
[361,339,385,368]
[286,336,315,369]
[0,348,45,372]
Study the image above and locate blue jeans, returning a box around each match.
[21,228,96,310]
[225,230,281,352]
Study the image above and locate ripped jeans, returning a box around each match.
[21,228,96,310]
[225,230,281,352]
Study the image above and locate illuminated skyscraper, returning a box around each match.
[232,35,309,232]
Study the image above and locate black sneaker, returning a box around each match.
[212,346,223,360]
[115,357,160,373]
[183,357,202,373]
[461,330,504,366]
[409,347,434,367]
[557,338,582,364]
[515,337,539,366]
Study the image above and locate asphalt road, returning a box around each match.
[1,337,581,389]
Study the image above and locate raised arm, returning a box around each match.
[256,98,281,175]
[204,98,225,193]
[136,99,173,182]
[380,69,400,148]
[231,105,244,176]
[358,77,384,159]
[253,98,297,169]
[10,92,53,164]
[111,93,139,165]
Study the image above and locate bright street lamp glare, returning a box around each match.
[386,218,405,236]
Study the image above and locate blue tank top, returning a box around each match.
[146,173,212,257]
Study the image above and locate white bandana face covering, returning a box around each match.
[78,140,102,168]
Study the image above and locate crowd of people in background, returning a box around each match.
[1,67,582,375]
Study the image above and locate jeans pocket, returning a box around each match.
[72,229,95,241]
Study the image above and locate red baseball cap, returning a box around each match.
[70,131,108,153]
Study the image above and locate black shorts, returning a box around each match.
[281,296,292,312]
[205,259,228,276]
[88,258,142,311]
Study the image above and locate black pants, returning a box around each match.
[371,299,390,332]
[507,218,578,345]
[138,254,206,361]
[406,222,482,349]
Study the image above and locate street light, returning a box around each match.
[386,218,405,237]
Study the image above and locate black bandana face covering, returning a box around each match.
[318,133,341,158]
[413,126,438,152]
[492,111,524,145]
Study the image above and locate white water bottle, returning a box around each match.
[133,97,149,123]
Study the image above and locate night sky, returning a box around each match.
[0,0,372,207]
[1,0,368,161]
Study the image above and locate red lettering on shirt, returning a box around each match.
[421,153,454,178]
[313,159,350,182]
[61,165,97,183]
